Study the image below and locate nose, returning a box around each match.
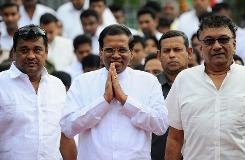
[26,50,36,59]
[212,40,222,50]
[169,50,176,58]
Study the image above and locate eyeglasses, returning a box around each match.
[14,24,46,40]
[102,47,130,55]
[201,36,233,46]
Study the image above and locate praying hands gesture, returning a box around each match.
[104,63,127,105]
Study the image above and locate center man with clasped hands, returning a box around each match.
[60,24,168,160]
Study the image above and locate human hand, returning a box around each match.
[104,65,114,103]
[111,63,127,105]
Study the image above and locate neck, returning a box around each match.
[24,5,35,17]
[7,27,18,36]
[205,63,231,76]
[165,73,177,84]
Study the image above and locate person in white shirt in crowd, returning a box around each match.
[60,24,168,160]
[89,0,117,27]
[172,0,211,40]
[165,15,245,160]
[64,34,92,80]
[19,0,56,27]
[0,2,20,63]
[40,13,75,71]
[80,9,103,55]
[81,53,101,73]
[57,0,89,39]
[109,4,139,35]
[161,0,180,27]
[0,24,76,160]
[137,7,162,40]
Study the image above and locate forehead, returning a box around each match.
[103,34,129,47]
[2,6,18,13]
[138,14,154,21]
[161,36,185,48]
[16,37,46,48]
[199,27,233,38]
[82,16,97,22]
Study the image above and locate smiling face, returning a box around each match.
[199,27,235,71]
[158,36,191,75]
[100,34,132,74]
[14,37,47,78]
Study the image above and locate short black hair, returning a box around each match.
[212,2,230,13]
[13,24,48,51]
[197,15,237,39]
[40,13,58,24]
[137,7,156,20]
[80,9,99,21]
[89,0,106,6]
[109,4,124,13]
[0,2,19,11]
[159,30,189,49]
[82,54,100,70]
[143,1,161,13]
[98,24,133,50]
[158,17,172,28]
[131,35,145,48]
[51,71,71,88]
[73,34,92,51]
[144,53,157,65]
[145,35,158,47]
[233,54,244,65]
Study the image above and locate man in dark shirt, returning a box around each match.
[151,30,192,160]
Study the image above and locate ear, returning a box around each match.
[187,48,193,60]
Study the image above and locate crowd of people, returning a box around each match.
[0,0,245,160]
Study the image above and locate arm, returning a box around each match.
[165,127,184,160]
[120,78,168,135]
[60,133,77,160]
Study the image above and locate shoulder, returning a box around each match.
[0,70,10,84]
[46,74,66,88]
[73,68,104,83]
[55,36,72,44]
[57,2,71,13]
[129,68,159,83]
[37,4,56,13]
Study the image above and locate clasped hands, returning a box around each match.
[104,63,127,105]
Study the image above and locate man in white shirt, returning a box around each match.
[165,15,245,160]
[0,2,20,55]
[80,9,103,55]
[19,0,56,27]
[137,7,162,40]
[89,0,117,27]
[0,24,76,160]
[64,34,92,80]
[40,13,75,70]
[172,0,211,40]
[60,24,168,160]
[57,0,89,39]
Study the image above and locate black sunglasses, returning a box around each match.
[201,36,233,46]
[14,25,46,39]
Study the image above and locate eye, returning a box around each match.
[34,48,42,54]
[203,38,215,45]
[218,37,230,44]
[118,48,129,54]
[20,48,29,54]
[173,48,183,52]
[104,48,113,53]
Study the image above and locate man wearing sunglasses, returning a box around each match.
[165,15,245,160]
[0,24,76,160]
[60,24,168,160]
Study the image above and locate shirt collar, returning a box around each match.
[201,62,235,75]
[157,72,172,86]
[9,62,49,80]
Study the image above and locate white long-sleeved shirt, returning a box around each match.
[0,64,66,160]
[166,63,245,160]
[60,67,168,160]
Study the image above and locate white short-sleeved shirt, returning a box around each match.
[0,64,66,160]
[60,67,168,160]
[166,63,245,160]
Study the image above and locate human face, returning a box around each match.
[81,16,98,36]
[14,37,47,78]
[71,0,84,10]
[90,1,105,15]
[145,39,158,54]
[2,6,20,30]
[163,3,177,21]
[158,36,191,75]
[131,42,145,65]
[41,22,59,43]
[75,43,92,63]
[199,27,235,71]
[112,10,125,24]
[144,59,163,76]
[100,34,132,74]
[138,14,157,36]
